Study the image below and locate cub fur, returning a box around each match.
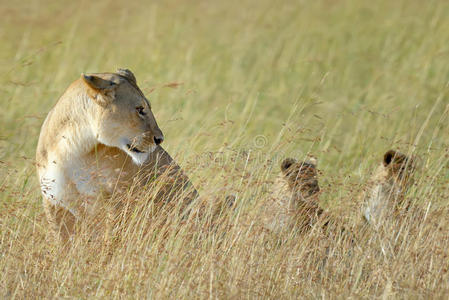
[264,157,323,234]
[362,149,417,227]
[36,69,197,243]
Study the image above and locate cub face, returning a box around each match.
[280,158,320,200]
[82,69,164,165]
[382,150,416,188]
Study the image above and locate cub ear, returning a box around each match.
[116,68,137,84]
[281,158,297,173]
[307,157,318,166]
[81,73,118,107]
[383,150,396,166]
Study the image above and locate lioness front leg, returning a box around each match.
[43,198,77,244]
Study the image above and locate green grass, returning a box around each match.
[1,0,448,298]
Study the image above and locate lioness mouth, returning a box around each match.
[127,144,145,153]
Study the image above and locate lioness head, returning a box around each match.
[280,157,320,200]
[382,150,416,186]
[81,68,163,165]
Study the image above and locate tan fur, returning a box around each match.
[36,69,197,244]
[362,150,417,227]
[265,158,323,234]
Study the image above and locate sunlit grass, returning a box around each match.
[0,0,448,298]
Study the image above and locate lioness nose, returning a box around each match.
[154,136,164,145]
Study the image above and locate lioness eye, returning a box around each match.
[136,106,146,116]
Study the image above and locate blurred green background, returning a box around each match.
[0,0,448,197]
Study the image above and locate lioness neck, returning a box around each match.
[37,81,99,165]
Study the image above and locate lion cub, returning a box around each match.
[265,157,323,234]
[362,150,417,227]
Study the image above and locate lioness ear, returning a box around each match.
[116,68,137,84]
[81,73,118,107]
[281,158,297,173]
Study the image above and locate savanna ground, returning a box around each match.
[1,0,449,298]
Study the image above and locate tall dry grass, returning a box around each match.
[1,0,448,298]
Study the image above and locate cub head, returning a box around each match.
[280,157,320,199]
[382,150,417,186]
[82,68,164,165]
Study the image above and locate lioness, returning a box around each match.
[362,150,417,227]
[264,157,324,234]
[36,69,197,242]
